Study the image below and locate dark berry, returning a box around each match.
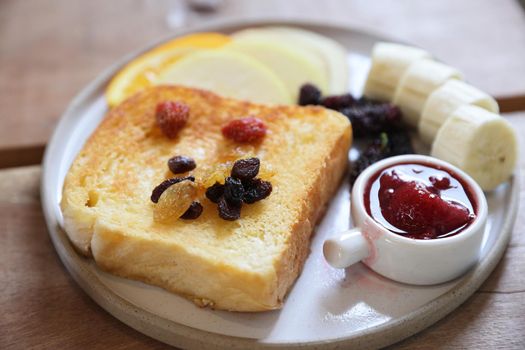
[218,196,242,221]
[150,176,195,203]
[223,177,244,205]
[386,129,414,156]
[168,155,196,174]
[321,94,355,110]
[243,178,272,204]
[340,103,401,137]
[231,157,260,180]
[205,182,224,203]
[180,201,203,220]
[155,101,190,138]
[298,83,322,106]
[221,117,267,143]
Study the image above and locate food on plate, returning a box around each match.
[431,105,517,191]
[61,85,352,311]
[105,32,231,107]
[232,26,348,94]
[158,49,291,104]
[365,162,476,240]
[364,42,431,101]
[393,58,463,127]
[419,80,499,145]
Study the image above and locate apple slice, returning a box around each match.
[225,37,329,101]
[158,49,292,104]
[232,27,348,94]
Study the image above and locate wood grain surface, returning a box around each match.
[1,0,525,349]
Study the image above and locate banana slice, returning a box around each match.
[364,42,431,102]
[393,59,463,127]
[233,27,349,94]
[419,80,499,144]
[431,105,517,191]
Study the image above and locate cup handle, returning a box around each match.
[323,228,370,268]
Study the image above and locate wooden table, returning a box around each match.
[1,0,524,348]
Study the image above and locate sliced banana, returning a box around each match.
[431,105,517,191]
[393,59,463,127]
[225,37,328,101]
[419,80,499,145]
[364,42,431,102]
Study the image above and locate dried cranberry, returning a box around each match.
[321,94,355,110]
[218,196,242,221]
[205,182,225,203]
[168,155,196,174]
[180,201,203,220]
[223,177,244,205]
[221,117,267,143]
[231,157,260,180]
[298,83,322,106]
[243,178,272,204]
[150,176,195,203]
[155,101,189,138]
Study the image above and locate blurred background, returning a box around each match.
[1,0,524,154]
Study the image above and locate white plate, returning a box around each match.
[41,19,519,349]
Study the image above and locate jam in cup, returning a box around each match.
[323,155,488,285]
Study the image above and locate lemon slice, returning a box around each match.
[106,33,231,107]
[158,49,292,104]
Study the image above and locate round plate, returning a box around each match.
[41,19,519,349]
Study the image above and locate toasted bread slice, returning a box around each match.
[61,85,351,311]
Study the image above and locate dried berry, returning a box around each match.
[205,182,224,203]
[180,201,203,220]
[168,155,196,174]
[155,101,189,138]
[298,83,322,106]
[243,178,272,204]
[223,177,244,205]
[321,93,355,110]
[153,180,197,223]
[221,117,267,143]
[218,196,242,221]
[231,157,260,180]
[151,176,195,203]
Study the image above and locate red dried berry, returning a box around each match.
[221,117,267,143]
[155,101,190,138]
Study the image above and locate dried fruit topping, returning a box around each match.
[151,176,195,203]
[217,196,242,221]
[231,157,260,180]
[242,178,273,204]
[298,83,322,106]
[155,101,189,138]
[321,93,355,110]
[168,155,196,174]
[205,182,225,203]
[180,201,203,220]
[153,180,197,223]
[223,177,245,205]
[221,117,267,143]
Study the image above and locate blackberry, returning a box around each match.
[386,129,414,156]
[151,176,195,203]
[321,93,355,110]
[168,155,196,174]
[180,201,203,220]
[340,103,402,137]
[231,157,260,180]
[218,196,242,221]
[205,182,224,203]
[298,83,322,106]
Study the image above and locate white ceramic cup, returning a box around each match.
[323,155,488,285]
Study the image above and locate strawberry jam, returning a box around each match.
[364,162,477,239]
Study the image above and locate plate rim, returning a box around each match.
[40,17,520,349]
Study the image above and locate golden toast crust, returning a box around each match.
[61,85,351,311]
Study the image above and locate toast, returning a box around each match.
[61,85,352,311]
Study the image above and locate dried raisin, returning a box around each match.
[205,182,224,203]
[218,196,242,221]
[242,178,272,204]
[231,157,260,180]
[168,155,196,174]
[180,201,203,220]
[223,177,244,205]
[151,176,195,203]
